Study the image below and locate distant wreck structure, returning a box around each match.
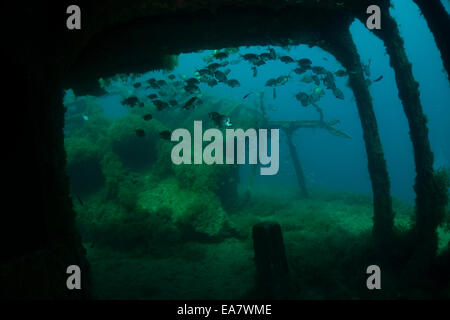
[4,0,449,298]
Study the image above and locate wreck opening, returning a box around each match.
[61,5,406,298]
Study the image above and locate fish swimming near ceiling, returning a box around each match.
[332,87,344,100]
[312,66,327,75]
[184,84,201,94]
[226,79,240,88]
[186,78,200,86]
[280,56,295,64]
[298,58,312,68]
[214,70,228,82]
[293,67,307,75]
[295,92,311,107]
[207,62,221,71]
[207,78,218,87]
[214,51,228,60]
[334,69,347,77]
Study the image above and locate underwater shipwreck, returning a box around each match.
[2,0,450,300]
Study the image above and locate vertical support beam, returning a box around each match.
[413,0,450,80]
[285,129,308,198]
[324,28,395,249]
[372,11,448,261]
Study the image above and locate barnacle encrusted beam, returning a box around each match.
[412,0,450,80]
[323,24,395,250]
[372,9,448,265]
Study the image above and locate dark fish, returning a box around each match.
[280,56,295,63]
[121,96,139,107]
[243,92,253,99]
[220,61,229,68]
[157,80,167,87]
[298,58,312,67]
[268,48,277,60]
[295,92,311,107]
[312,75,320,86]
[224,68,231,75]
[198,75,210,83]
[214,70,228,82]
[259,53,272,61]
[153,100,170,111]
[149,82,160,89]
[207,78,218,87]
[334,69,347,77]
[226,79,240,88]
[184,84,201,94]
[168,99,178,107]
[183,97,201,110]
[242,53,259,62]
[136,129,145,137]
[276,75,289,86]
[373,75,383,82]
[293,67,307,75]
[133,82,141,88]
[159,130,171,140]
[273,87,277,99]
[143,114,153,121]
[207,63,221,71]
[168,74,176,80]
[322,72,336,89]
[265,78,277,87]
[251,66,258,77]
[214,52,228,60]
[332,87,344,100]
[147,78,157,84]
[147,93,158,100]
[253,59,266,66]
[158,90,168,97]
[138,102,144,108]
[197,68,212,76]
[312,66,327,74]
[186,78,200,86]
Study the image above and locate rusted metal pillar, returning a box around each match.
[372,11,448,261]
[324,28,395,249]
[285,129,308,198]
[413,0,450,80]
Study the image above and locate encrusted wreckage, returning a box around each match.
[2,0,449,298]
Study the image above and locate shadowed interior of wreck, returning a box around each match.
[2,0,449,299]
